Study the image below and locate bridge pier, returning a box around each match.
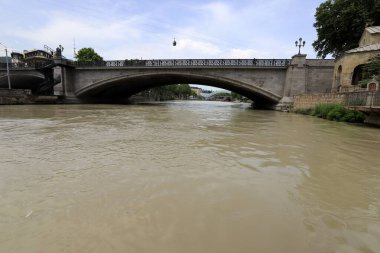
[284,54,307,97]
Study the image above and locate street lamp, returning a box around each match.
[0,42,11,89]
[295,37,306,55]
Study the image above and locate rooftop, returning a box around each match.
[346,43,380,54]
[365,26,380,34]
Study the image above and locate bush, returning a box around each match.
[293,107,314,115]
[341,109,366,123]
[312,103,337,118]
[326,105,346,121]
[293,103,366,123]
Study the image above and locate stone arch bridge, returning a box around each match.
[0,55,334,108]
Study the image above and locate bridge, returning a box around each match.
[0,55,335,108]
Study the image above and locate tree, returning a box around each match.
[313,0,380,58]
[175,84,192,99]
[231,92,242,100]
[75,47,103,62]
[359,57,380,86]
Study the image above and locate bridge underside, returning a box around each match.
[0,74,45,91]
[75,73,282,108]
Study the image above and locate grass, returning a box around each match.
[293,103,366,123]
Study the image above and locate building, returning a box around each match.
[0,56,11,63]
[190,86,203,96]
[333,26,380,90]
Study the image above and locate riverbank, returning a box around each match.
[0,89,59,105]
[293,103,366,123]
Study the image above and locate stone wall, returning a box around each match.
[293,93,346,109]
[305,60,335,94]
[0,89,32,104]
[283,55,334,97]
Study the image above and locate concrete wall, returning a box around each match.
[359,30,380,47]
[283,55,334,97]
[305,59,335,93]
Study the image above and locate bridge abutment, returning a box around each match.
[284,54,307,97]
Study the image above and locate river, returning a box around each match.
[0,101,379,253]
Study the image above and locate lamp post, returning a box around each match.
[295,37,306,55]
[0,42,11,89]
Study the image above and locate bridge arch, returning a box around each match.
[0,72,45,90]
[75,72,282,108]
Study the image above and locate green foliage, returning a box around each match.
[176,84,192,99]
[231,92,242,100]
[293,103,366,123]
[326,105,347,121]
[293,107,314,115]
[312,103,337,118]
[75,47,103,62]
[149,84,192,101]
[362,58,380,79]
[313,0,380,58]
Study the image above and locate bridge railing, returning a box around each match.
[73,59,291,68]
[1,59,291,69]
[0,61,55,69]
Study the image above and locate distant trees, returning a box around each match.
[313,0,380,58]
[75,47,103,62]
[176,84,192,99]
[231,92,242,100]
[149,84,192,101]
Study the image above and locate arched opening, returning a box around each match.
[0,73,45,90]
[335,65,342,89]
[76,72,282,109]
[351,64,364,86]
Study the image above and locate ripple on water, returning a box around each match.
[1,102,380,253]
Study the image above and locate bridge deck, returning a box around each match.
[1,58,291,70]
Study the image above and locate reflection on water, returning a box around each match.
[0,101,379,253]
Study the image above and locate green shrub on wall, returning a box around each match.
[359,57,380,87]
[293,103,366,123]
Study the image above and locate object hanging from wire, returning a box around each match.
[172,38,177,46]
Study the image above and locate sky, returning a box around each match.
[0,0,328,61]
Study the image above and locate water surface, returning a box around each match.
[0,101,379,253]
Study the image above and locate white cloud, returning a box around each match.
[1,0,323,59]
[176,38,222,56]
[228,48,261,58]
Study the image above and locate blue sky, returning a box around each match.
[0,0,327,60]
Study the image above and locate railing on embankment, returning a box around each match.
[345,91,380,108]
